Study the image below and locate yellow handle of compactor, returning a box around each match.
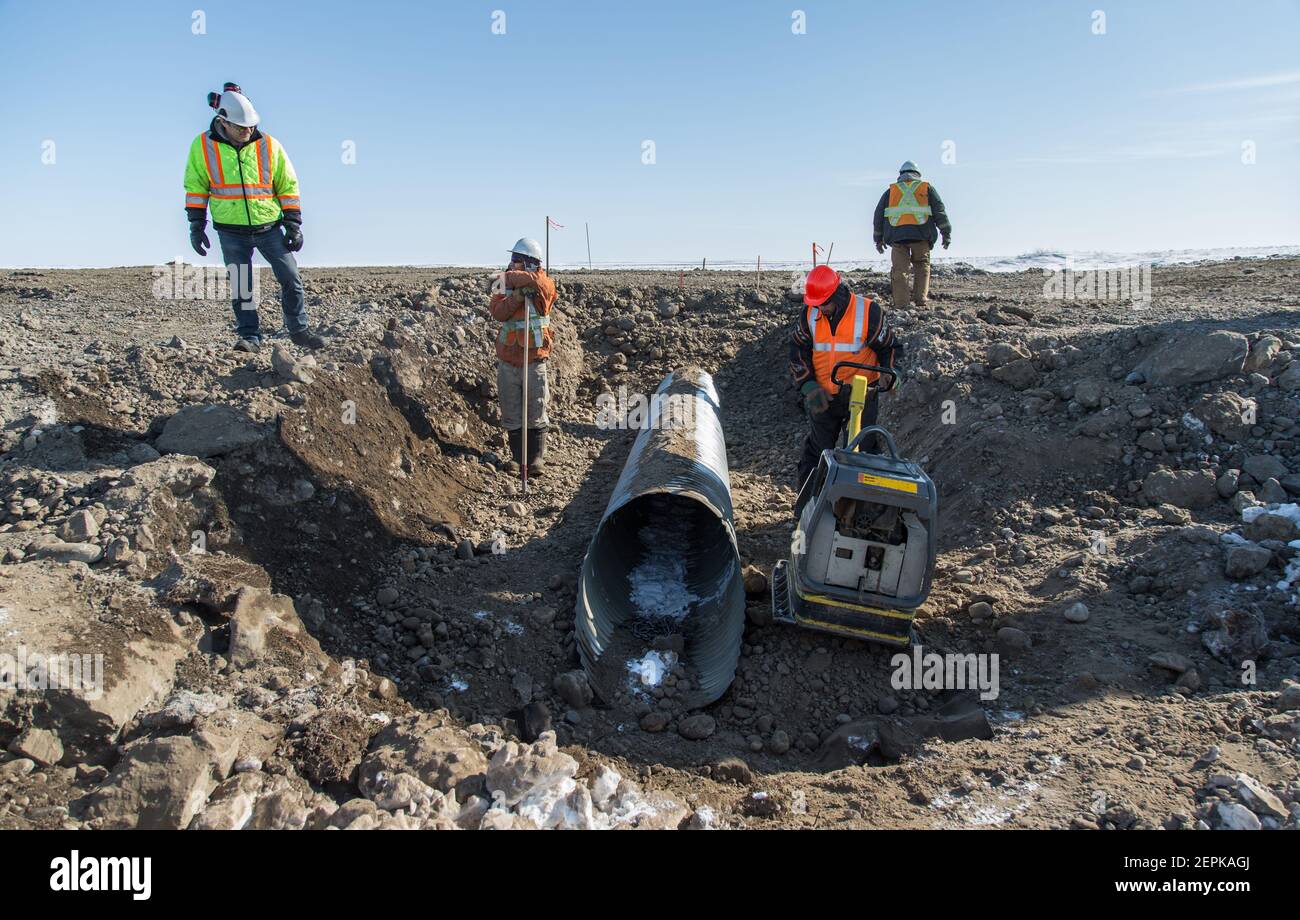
[846,374,869,451]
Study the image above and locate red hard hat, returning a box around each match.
[804,265,841,307]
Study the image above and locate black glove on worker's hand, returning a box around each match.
[189,223,210,257]
[941,235,951,250]
[284,224,304,252]
[874,241,886,254]
[801,381,830,415]
[881,369,903,393]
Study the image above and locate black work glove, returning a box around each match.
[801,381,830,415]
[941,235,951,250]
[189,223,210,257]
[284,223,304,252]
[874,241,886,254]
[881,369,903,393]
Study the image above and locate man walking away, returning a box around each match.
[873,160,952,310]
[184,82,323,352]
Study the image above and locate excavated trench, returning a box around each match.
[196,309,972,774]
[194,279,1174,778]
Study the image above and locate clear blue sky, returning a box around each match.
[1,0,1298,267]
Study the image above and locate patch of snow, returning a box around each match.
[626,649,677,692]
[1243,503,1300,525]
[691,805,718,829]
[628,519,699,620]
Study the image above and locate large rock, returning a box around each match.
[160,552,272,614]
[1141,469,1219,508]
[271,345,316,384]
[1214,801,1261,830]
[1233,773,1287,819]
[552,670,593,709]
[1242,454,1287,483]
[1201,608,1270,666]
[1078,405,1130,438]
[1224,544,1272,579]
[677,714,717,740]
[189,772,264,830]
[1135,330,1248,386]
[1244,511,1297,543]
[82,735,224,829]
[155,404,264,457]
[1277,362,1300,391]
[1190,392,1256,442]
[24,536,103,564]
[0,563,188,762]
[1243,335,1281,373]
[226,586,315,669]
[986,342,1030,369]
[484,730,578,809]
[8,727,64,766]
[991,358,1039,390]
[815,720,880,769]
[58,510,99,543]
[114,457,216,496]
[362,713,488,797]
[1072,378,1103,409]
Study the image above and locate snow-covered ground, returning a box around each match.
[544,245,1300,274]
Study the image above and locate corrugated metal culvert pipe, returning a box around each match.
[574,367,745,708]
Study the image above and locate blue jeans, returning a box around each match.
[217,226,308,339]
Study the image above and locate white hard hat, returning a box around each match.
[899,160,921,177]
[214,89,259,128]
[509,238,544,262]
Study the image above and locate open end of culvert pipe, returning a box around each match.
[575,367,745,709]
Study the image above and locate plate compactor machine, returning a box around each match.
[772,362,938,646]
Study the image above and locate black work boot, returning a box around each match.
[526,428,547,476]
[505,429,523,473]
[290,329,325,350]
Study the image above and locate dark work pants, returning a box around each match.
[217,225,308,340]
[795,386,879,510]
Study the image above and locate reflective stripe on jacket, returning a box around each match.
[500,312,551,349]
[884,180,932,227]
[184,126,301,226]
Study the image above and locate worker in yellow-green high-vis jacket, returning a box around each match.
[184,82,323,352]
